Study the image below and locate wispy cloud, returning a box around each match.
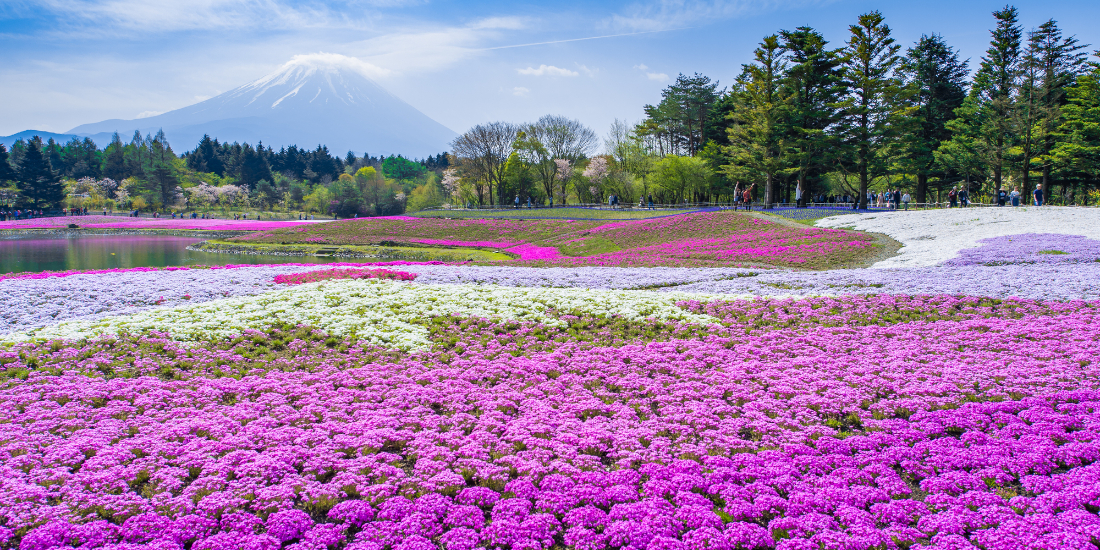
[518,64,579,77]
[647,72,669,81]
[350,17,528,75]
[26,0,379,33]
[512,87,530,96]
[634,63,649,70]
[610,0,824,32]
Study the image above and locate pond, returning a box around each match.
[0,235,348,274]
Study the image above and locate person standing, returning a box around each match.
[795,183,803,208]
[959,187,969,207]
[742,183,755,211]
[901,191,911,210]
[893,189,902,210]
[948,187,958,208]
[1034,184,1044,206]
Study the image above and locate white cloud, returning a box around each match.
[512,87,530,96]
[610,0,825,32]
[349,17,528,76]
[634,63,649,70]
[647,72,669,81]
[576,64,597,77]
[135,110,164,118]
[517,64,579,77]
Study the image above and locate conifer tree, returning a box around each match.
[836,11,905,209]
[900,34,969,203]
[725,34,792,208]
[781,26,845,204]
[969,5,1023,192]
[0,144,16,185]
[17,137,65,209]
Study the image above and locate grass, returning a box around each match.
[193,240,513,262]
[407,207,697,220]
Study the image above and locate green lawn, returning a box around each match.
[407,207,697,220]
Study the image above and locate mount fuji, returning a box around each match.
[60,54,457,157]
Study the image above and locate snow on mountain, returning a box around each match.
[64,53,457,157]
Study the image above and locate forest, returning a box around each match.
[447,6,1100,209]
[0,130,448,217]
[2,5,1098,214]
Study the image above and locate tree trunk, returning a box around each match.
[764,172,774,209]
[916,173,929,204]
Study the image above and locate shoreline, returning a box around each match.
[0,228,251,239]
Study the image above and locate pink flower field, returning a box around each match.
[234,211,876,269]
[2,292,1100,549]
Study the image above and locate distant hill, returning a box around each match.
[0,130,84,147]
[3,53,457,158]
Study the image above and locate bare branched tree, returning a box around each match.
[451,122,517,206]
[515,115,598,205]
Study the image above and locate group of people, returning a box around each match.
[0,209,43,221]
[732,183,757,211]
[868,190,911,210]
[994,185,1045,207]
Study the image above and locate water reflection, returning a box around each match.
[0,236,350,274]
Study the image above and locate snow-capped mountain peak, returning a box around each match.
[63,53,453,157]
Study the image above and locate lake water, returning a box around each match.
[0,235,347,274]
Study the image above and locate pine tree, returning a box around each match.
[0,144,16,185]
[1051,53,1100,199]
[836,10,905,209]
[781,26,845,204]
[103,133,126,181]
[724,34,792,208]
[970,5,1023,192]
[900,34,969,203]
[18,137,65,209]
[1025,19,1090,193]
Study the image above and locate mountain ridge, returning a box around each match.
[2,54,456,157]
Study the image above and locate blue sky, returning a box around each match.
[2,0,1098,151]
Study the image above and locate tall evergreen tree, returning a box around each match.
[836,10,905,209]
[102,133,126,181]
[970,5,1023,192]
[1051,52,1100,197]
[725,35,792,208]
[781,26,845,203]
[0,144,16,185]
[1025,19,1090,192]
[900,34,969,203]
[17,137,65,209]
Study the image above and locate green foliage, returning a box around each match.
[652,155,713,202]
[382,155,427,181]
[16,137,65,209]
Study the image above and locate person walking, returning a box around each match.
[1010,188,1020,207]
[997,188,1007,206]
[1034,184,1044,206]
[901,191,911,210]
[893,189,902,210]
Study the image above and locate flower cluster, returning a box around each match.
[274,268,418,285]
[816,205,1100,268]
[946,233,1100,266]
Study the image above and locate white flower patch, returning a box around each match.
[816,206,1100,268]
[3,279,731,350]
